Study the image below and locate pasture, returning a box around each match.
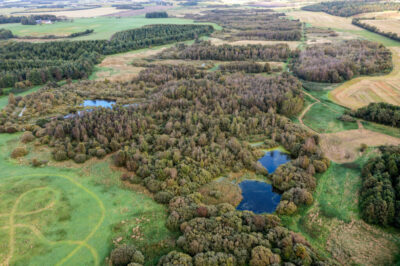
[287,11,360,30]
[1,16,221,40]
[330,47,400,109]
[0,133,175,265]
[12,7,125,18]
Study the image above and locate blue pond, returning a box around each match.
[236,149,290,213]
[83,99,115,108]
[236,180,281,214]
[258,149,290,174]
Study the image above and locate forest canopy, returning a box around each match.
[360,146,400,228]
[0,24,213,88]
[348,102,400,128]
[291,40,392,83]
[302,0,400,17]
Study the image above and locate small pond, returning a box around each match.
[236,148,290,213]
[236,180,281,214]
[83,99,115,108]
[258,149,290,174]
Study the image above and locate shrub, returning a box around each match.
[11,146,28,158]
[20,131,35,143]
[54,150,68,161]
[110,244,144,266]
[155,191,174,204]
[73,153,87,164]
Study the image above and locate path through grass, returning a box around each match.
[0,133,175,265]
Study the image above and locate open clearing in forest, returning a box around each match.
[1,16,219,40]
[362,19,400,36]
[282,155,400,266]
[330,47,400,109]
[208,37,301,50]
[0,133,175,265]
[288,11,360,30]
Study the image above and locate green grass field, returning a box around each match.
[1,16,221,40]
[0,133,175,265]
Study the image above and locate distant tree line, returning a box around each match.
[360,145,400,228]
[185,8,302,41]
[0,14,63,25]
[111,4,144,10]
[145,11,168,18]
[19,29,94,40]
[0,24,213,88]
[302,1,400,17]
[348,102,400,128]
[158,41,291,61]
[352,18,400,42]
[291,40,392,83]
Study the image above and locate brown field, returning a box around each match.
[363,19,400,35]
[353,10,400,19]
[95,47,167,82]
[288,11,360,30]
[330,47,400,109]
[208,37,301,50]
[15,7,124,18]
[319,128,400,163]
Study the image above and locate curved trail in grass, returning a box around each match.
[0,174,105,266]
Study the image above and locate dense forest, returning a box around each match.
[219,61,271,73]
[145,12,168,18]
[3,65,329,264]
[302,0,400,17]
[348,102,400,128]
[185,9,302,41]
[352,18,400,42]
[360,146,400,228]
[291,40,392,83]
[158,41,291,61]
[0,24,213,88]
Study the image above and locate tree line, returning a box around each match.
[0,28,13,39]
[291,40,392,83]
[352,18,400,42]
[302,1,400,17]
[0,14,63,25]
[348,102,400,128]
[158,41,291,61]
[145,12,168,18]
[360,145,400,228]
[0,24,214,88]
[219,61,271,73]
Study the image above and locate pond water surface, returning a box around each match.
[83,99,115,108]
[236,180,281,214]
[258,149,290,174]
[236,148,290,213]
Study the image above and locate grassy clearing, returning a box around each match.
[0,133,175,265]
[281,150,400,265]
[362,121,400,138]
[0,85,43,109]
[1,16,221,40]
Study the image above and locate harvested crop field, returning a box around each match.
[362,19,400,35]
[319,128,400,163]
[288,11,360,30]
[105,5,172,17]
[330,47,400,109]
[353,10,400,19]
